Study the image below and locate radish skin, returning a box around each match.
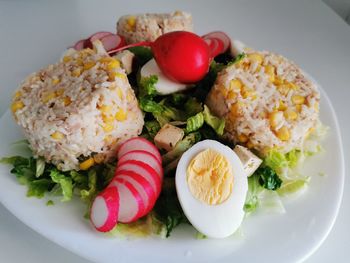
[116,160,162,195]
[118,137,162,163]
[118,150,163,178]
[90,186,119,232]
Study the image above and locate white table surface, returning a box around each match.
[0,0,349,262]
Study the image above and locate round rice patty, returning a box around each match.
[117,11,193,44]
[12,47,144,171]
[206,50,320,155]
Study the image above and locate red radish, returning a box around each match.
[202,31,231,57]
[116,160,162,195]
[107,31,211,83]
[73,39,87,50]
[90,186,119,232]
[114,171,157,215]
[110,180,145,223]
[99,34,126,52]
[118,150,163,177]
[118,137,162,163]
[89,31,114,43]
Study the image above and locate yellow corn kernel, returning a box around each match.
[93,154,104,164]
[265,65,275,82]
[71,68,82,77]
[289,82,299,90]
[238,134,248,143]
[248,53,263,64]
[99,57,113,64]
[278,100,287,111]
[14,91,22,99]
[219,85,228,97]
[116,87,123,100]
[99,105,112,113]
[126,91,133,102]
[284,110,298,120]
[51,131,64,140]
[103,122,114,132]
[314,102,319,112]
[75,58,84,66]
[230,79,242,92]
[83,61,95,71]
[79,158,95,170]
[63,56,71,63]
[292,95,305,105]
[229,103,240,118]
[276,126,290,141]
[109,72,126,81]
[127,16,136,31]
[104,135,113,143]
[56,88,64,96]
[42,92,56,103]
[52,78,60,85]
[107,59,120,70]
[241,89,256,99]
[63,96,72,106]
[269,111,284,129]
[102,114,114,123]
[277,84,289,95]
[11,101,24,112]
[246,140,254,149]
[295,104,302,112]
[274,77,284,86]
[115,108,127,121]
[227,90,237,100]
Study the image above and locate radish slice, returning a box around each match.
[100,34,126,52]
[118,150,163,178]
[118,137,162,164]
[110,180,145,223]
[116,160,162,195]
[89,31,113,43]
[74,39,86,50]
[114,171,157,215]
[202,31,231,58]
[90,186,119,232]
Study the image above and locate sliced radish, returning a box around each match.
[116,160,162,195]
[118,150,163,178]
[100,34,126,52]
[90,186,119,232]
[74,39,87,50]
[89,31,114,43]
[202,31,231,58]
[114,171,157,215]
[110,180,145,223]
[118,137,162,164]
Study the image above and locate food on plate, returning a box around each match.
[117,11,193,44]
[206,50,320,154]
[1,10,328,240]
[11,41,143,171]
[175,140,247,238]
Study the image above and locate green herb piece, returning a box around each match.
[145,120,161,138]
[46,200,54,206]
[186,112,204,133]
[203,105,225,135]
[227,52,246,66]
[256,166,282,191]
[139,75,158,98]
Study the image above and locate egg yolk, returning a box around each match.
[187,149,233,205]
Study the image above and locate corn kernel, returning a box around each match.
[246,140,254,149]
[295,104,302,112]
[292,95,305,105]
[102,114,114,123]
[229,103,240,118]
[227,90,237,100]
[11,101,24,112]
[278,100,287,111]
[103,122,114,132]
[99,105,112,113]
[276,126,290,141]
[51,131,64,140]
[56,88,64,96]
[42,92,56,103]
[289,82,299,90]
[274,77,284,86]
[71,68,81,77]
[75,58,84,66]
[126,91,133,102]
[230,79,242,92]
[109,72,126,81]
[63,56,71,63]
[104,135,113,143]
[116,87,123,100]
[127,16,136,31]
[277,84,289,95]
[52,78,60,85]
[63,96,72,106]
[284,110,298,120]
[314,102,319,112]
[83,61,95,71]
[99,57,113,64]
[79,158,95,170]
[107,59,120,70]
[248,53,263,64]
[241,89,256,99]
[115,108,127,121]
[265,65,275,82]
[238,134,248,143]
[269,111,284,129]
[14,91,22,99]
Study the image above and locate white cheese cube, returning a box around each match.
[114,50,135,74]
[154,124,185,152]
[234,145,262,177]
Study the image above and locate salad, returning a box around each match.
[0,11,327,239]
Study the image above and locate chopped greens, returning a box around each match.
[203,105,225,135]
[186,112,204,133]
[256,166,282,191]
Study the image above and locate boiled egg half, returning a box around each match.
[175,140,248,238]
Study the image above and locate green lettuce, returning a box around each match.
[203,105,225,135]
[186,112,204,133]
[139,75,158,98]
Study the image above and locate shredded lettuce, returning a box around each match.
[139,97,163,113]
[186,112,204,133]
[184,97,203,117]
[139,75,158,98]
[203,105,225,135]
[144,120,161,138]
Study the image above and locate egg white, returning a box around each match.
[175,140,248,238]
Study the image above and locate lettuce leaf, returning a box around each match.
[186,112,204,133]
[203,105,225,135]
[139,75,158,98]
[49,168,73,202]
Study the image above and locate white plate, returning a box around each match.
[0,82,344,262]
